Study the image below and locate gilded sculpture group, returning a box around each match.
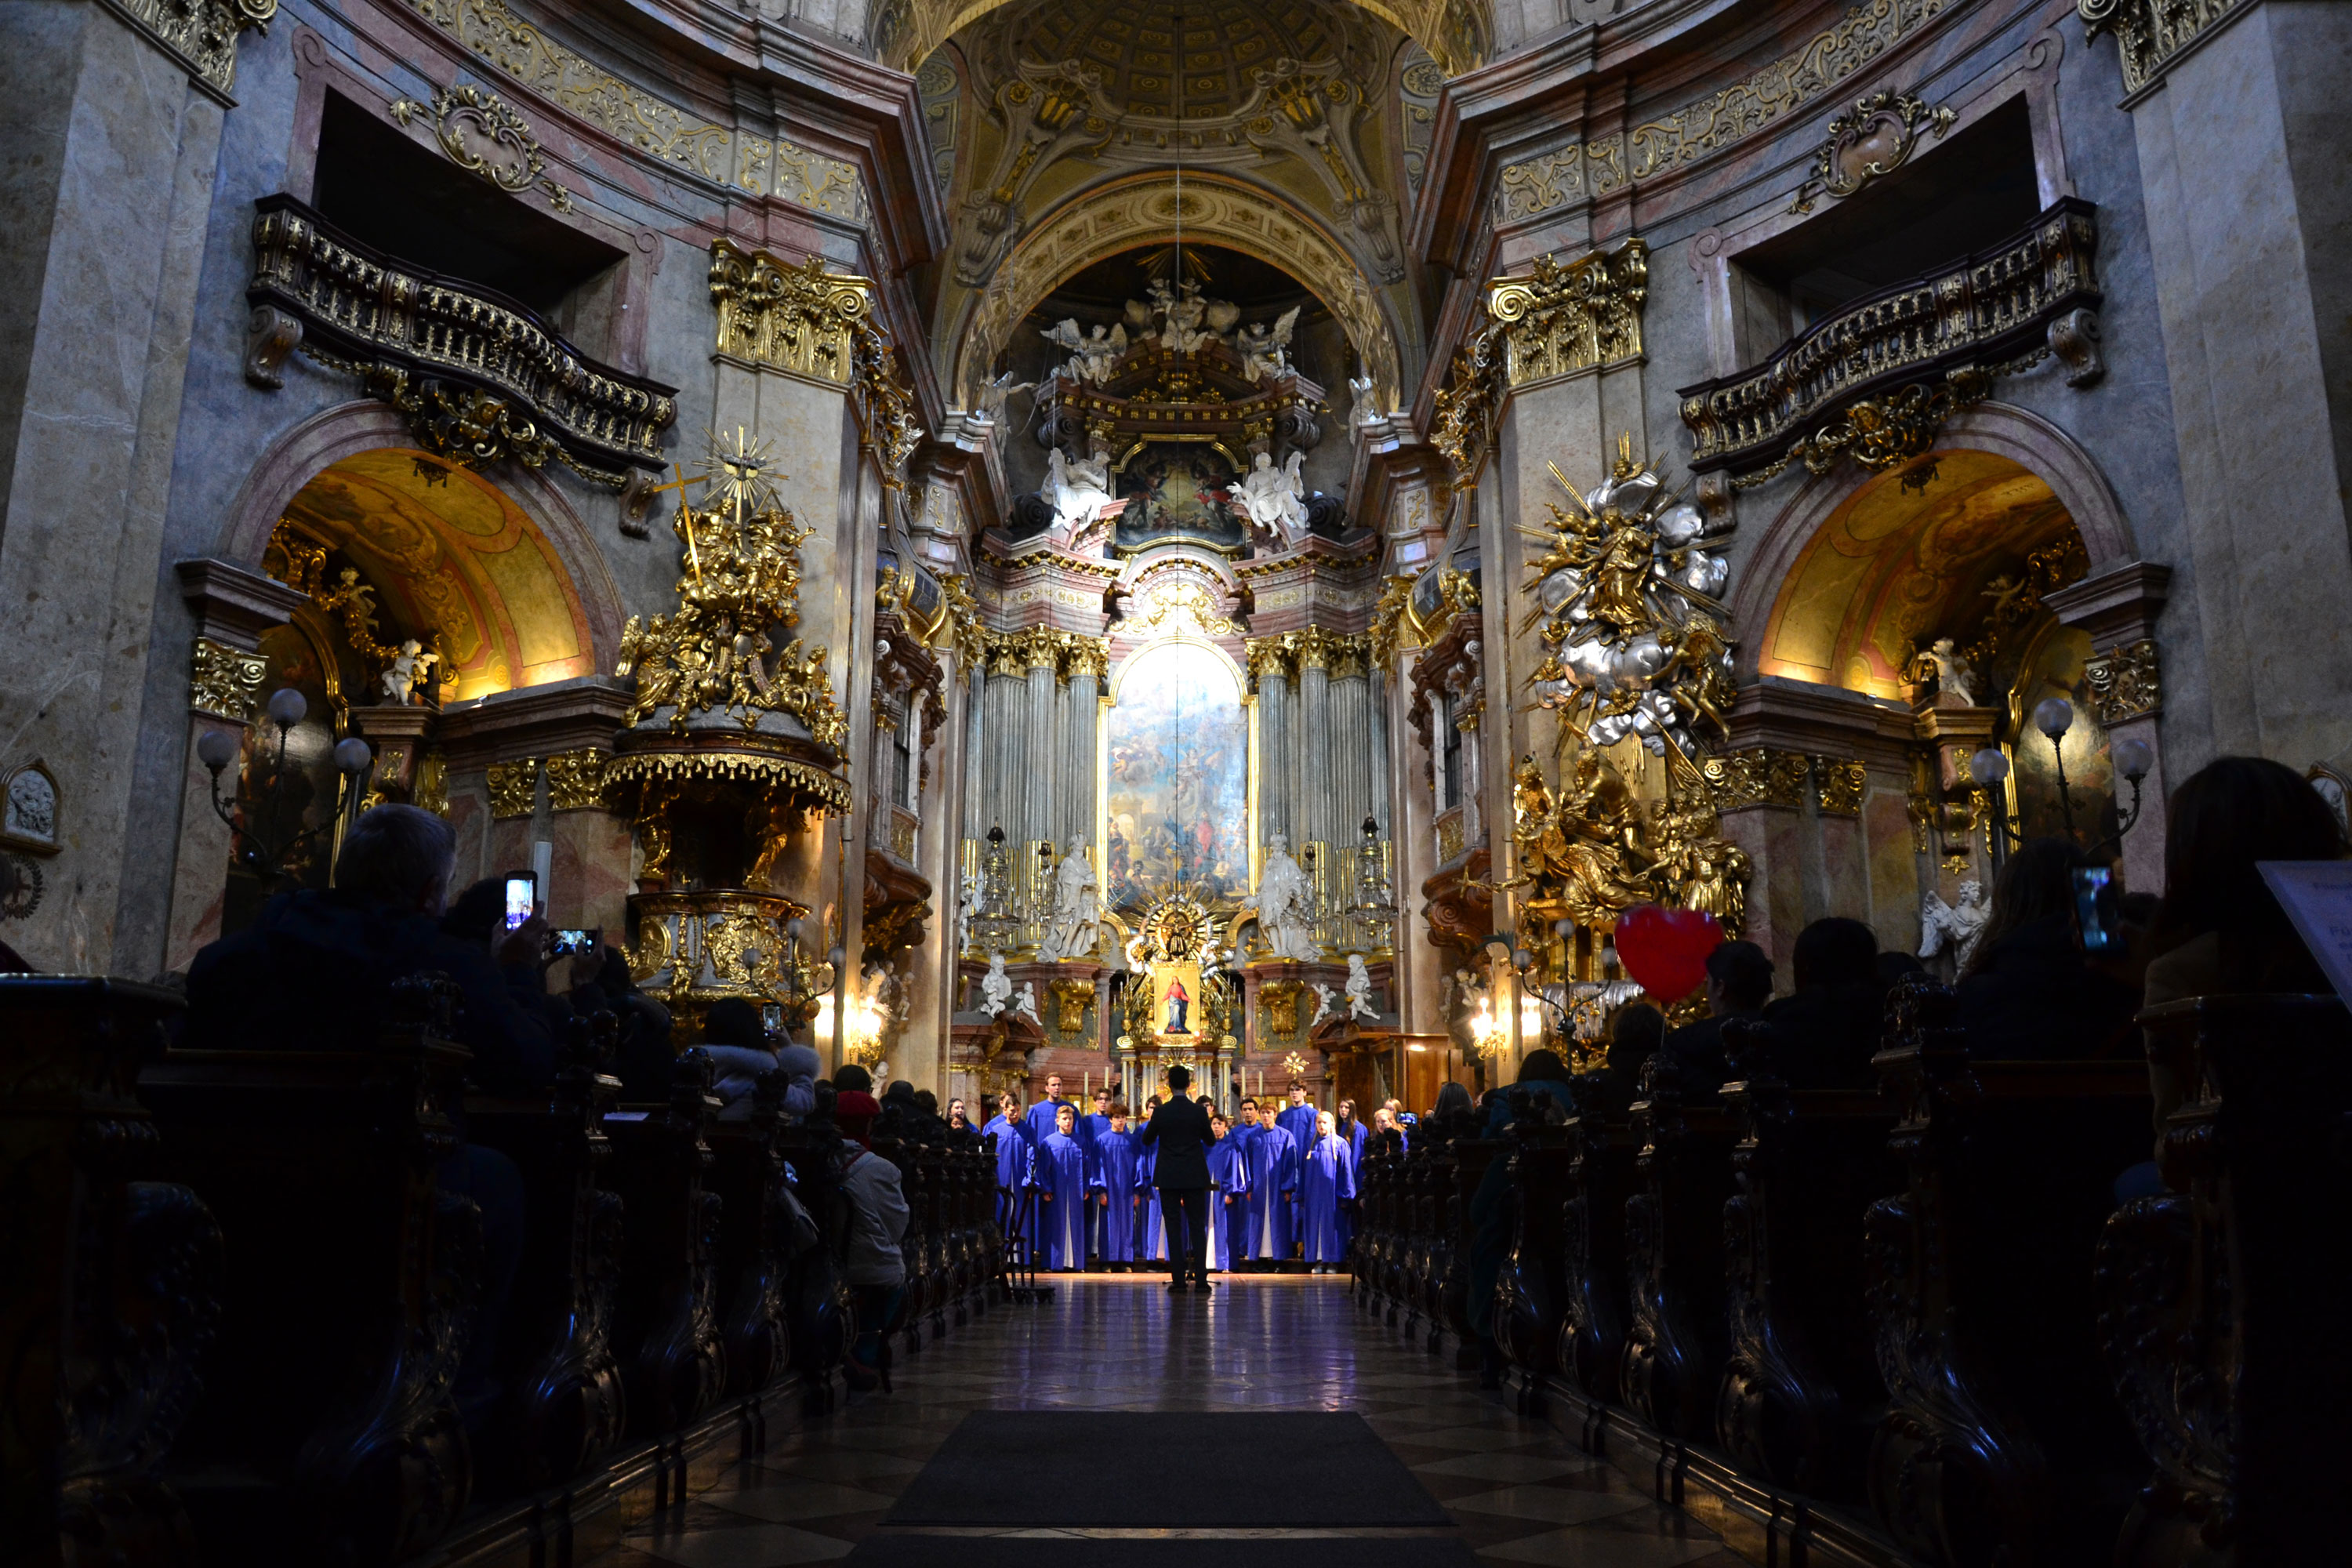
[1494,437,1751,945]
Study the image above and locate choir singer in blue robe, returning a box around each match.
[983,1093,1027,1239]
[1299,1109,1356,1273]
[1276,1083,1320,1171]
[1240,1098,1298,1265]
[1083,1087,1114,1261]
[1089,1103,1142,1271]
[1029,1103,1091,1272]
[1206,1111,1252,1270]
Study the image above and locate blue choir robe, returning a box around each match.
[1207,1135,1253,1269]
[1298,1132,1357,1265]
[1276,1104,1320,1160]
[1027,1129,1090,1270]
[1136,1143,1165,1261]
[1083,1112,1113,1256]
[984,1116,1026,1236]
[1337,1120,1368,1248]
[1088,1129,1142,1264]
[1243,1121,1299,1260]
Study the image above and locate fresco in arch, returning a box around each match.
[1104,639,1248,913]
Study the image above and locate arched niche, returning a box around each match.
[1749,443,2124,844]
[888,0,1487,83]
[948,171,1406,416]
[219,401,626,677]
[1102,635,1251,913]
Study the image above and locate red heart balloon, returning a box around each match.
[1613,903,1724,1005]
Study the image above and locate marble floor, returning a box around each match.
[592,1276,1747,1567]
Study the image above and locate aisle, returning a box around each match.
[598,1276,1745,1566]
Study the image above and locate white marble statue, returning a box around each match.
[1235,451,1307,540]
[1152,278,1221,353]
[1348,370,1377,428]
[1040,318,1127,384]
[381,639,437,705]
[978,952,1012,1018]
[978,369,1035,452]
[1911,637,1977,706]
[1343,953,1377,1021]
[957,868,985,947]
[1234,306,1300,383]
[1012,982,1042,1027]
[1044,447,1115,532]
[1248,833,1318,960]
[1038,840,1101,962]
[1919,882,1992,974]
[1309,983,1337,1029]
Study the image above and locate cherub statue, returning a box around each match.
[380,638,437,705]
[1919,880,1991,974]
[978,369,1036,452]
[1309,983,1337,1029]
[1347,370,1377,427]
[1012,982,1042,1027]
[978,952,1013,1018]
[1234,306,1301,383]
[1343,953,1377,1021]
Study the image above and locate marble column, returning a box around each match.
[1024,644,1058,848]
[1368,670,1392,836]
[1254,652,1294,851]
[1298,645,1333,853]
[986,663,1025,842]
[1062,665,1100,849]
[1334,670,1374,842]
[961,663,988,843]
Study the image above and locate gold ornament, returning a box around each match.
[613,430,848,750]
[543,748,608,811]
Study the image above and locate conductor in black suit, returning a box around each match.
[1141,1065,1214,1291]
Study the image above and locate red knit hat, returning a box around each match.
[835,1089,880,1147]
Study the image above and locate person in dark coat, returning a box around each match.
[1140,1065,1215,1291]
[1656,939,1774,1102]
[1759,917,1883,1090]
[1955,837,2140,1060]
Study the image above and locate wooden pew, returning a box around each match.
[1494,1112,1577,1407]
[706,1073,794,1400]
[2,975,223,1568]
[601,1048,728,1438]
[139,975,477,1566]
[1621,1067,1740,1443]
[1864,978,2151,1566]
[1715,1017,1902,1500]
[463,1011,629,1493]
[1557,1087,1639,1409]
[1435,1134,1502,1365]
[775,1124,854,1412]
[2099,993,2352,1566]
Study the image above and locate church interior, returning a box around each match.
[6,0,2351,1562]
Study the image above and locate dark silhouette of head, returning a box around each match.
[1166,1064,1192,1093]
[1791,918,1878,990]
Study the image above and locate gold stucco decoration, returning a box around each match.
[543,748,609,811]
[1486,239,1650,387]
[189,638,269,722]
[391,84,572,211]
[2083,639,2161,725]
[486,757,540,818]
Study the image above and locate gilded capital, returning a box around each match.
[2083,638,2161,725]
[189,637,268,722]
[1701,748,1809,811]
[1246,637,1294,681]
[1812,756,1867,816]
[1486,238,1650,387]
[487,757,541,819]
[544,749,611,812]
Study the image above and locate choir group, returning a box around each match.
[982,1073,1392,1276]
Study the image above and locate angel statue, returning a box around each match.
[381,638,437,705]
[978,952,1013,1018]
[1235,306,1301,383]
[1040,318,1127,385]
[1347,370,1378,428]
[1011,982,1043,1027]
[1918,881,1991,975]
[1037,840,1101,962]
[1907,637,1977,706]
[1247,833,1318,960]
[978,369,1035,452]
[1309,983,1337,1030]
[1343,953,1377,1021]
[1044,447,1115,532]
[1235,451,1307,541]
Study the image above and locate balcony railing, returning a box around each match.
[1678,198,2102,477]
[245,194,676,482]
